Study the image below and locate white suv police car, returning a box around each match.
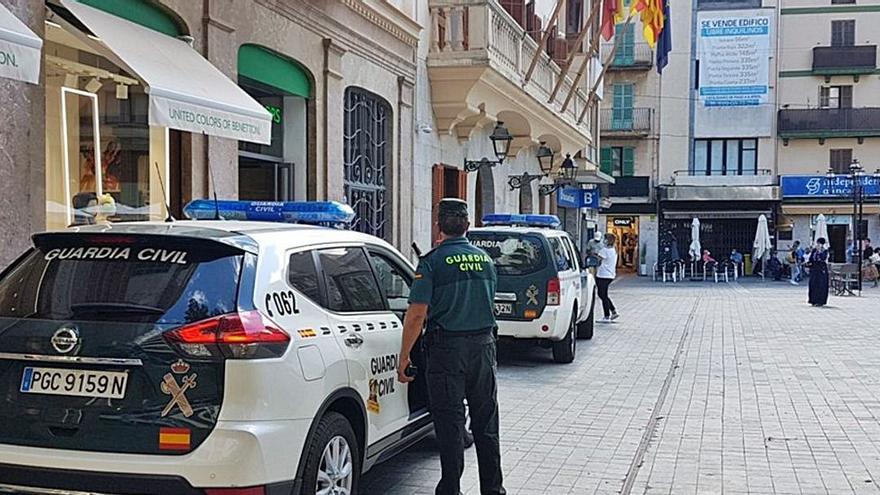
[467,214,596,364]
[0,200,433,495]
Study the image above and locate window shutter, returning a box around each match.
[600,147,614,175]
[623,148,635,176]
[457,169,468,201]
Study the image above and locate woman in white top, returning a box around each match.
[596,233,619,323]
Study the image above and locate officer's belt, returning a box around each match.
[426,325,495,338]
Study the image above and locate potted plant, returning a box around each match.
[639,242,648,276]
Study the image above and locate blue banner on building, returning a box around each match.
[781,175,880,198]
[557,187,600,209]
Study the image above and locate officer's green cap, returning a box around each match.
[438,198,468,218]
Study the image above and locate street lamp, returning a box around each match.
[463,121,514,172]
[538,154,578,196]
[507,142,551,190]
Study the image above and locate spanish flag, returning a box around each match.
[159,427,191,451]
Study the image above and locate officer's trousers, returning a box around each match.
[426,331,505,495]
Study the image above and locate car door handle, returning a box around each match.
[344,334,364,348]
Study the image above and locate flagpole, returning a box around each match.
[548,0,603,104]
[577,12,635,124]
[523,0,566,85]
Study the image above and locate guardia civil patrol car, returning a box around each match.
[467,214,596,364]
[0,200,435,495]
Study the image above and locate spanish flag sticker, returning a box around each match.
[159,427,191,451]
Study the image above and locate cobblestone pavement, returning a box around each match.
[361,276,880,494]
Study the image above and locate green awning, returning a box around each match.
[238,44,311,99]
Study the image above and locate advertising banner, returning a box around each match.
[695,9,775,138]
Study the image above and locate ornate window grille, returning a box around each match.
[343,87,392,240]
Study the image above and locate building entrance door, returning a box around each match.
[607,216,639,270]
[828,224,848,263]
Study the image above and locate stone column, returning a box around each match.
[202,2,239,199]
[0,0,44,267]
[397,75,415,251]
[323,38,346,202]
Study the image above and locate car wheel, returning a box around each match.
[300,412,360,495]
[577,297,595,340]
[552,312,576,364]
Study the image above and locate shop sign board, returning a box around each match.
[612,217,634,227]
[0,5,42,84]
[557,187,600,209]
[781,175,880,198]
[150,96,272,145]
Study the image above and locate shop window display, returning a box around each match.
[44,10,168,229]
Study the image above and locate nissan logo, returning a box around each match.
[51,326,80,355]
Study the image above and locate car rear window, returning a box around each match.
[0,237,243,325]
[467,232,547,276]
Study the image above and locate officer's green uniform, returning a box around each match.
[408,199,505,495]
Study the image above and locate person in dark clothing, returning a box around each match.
[808,238,830,306]
[398,198,505,495]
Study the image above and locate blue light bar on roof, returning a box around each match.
[481,214,561,228]
[183,200,355,227]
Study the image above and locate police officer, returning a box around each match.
[398,198,506,495]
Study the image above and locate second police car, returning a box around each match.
[467,214,596,364]
[0,200,435,494]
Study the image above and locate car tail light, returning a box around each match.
[164,311,289,360]
[204,487,265,495]
[547,278,560,306]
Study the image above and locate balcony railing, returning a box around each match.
[602,42,653,70]
[427,0,590,136]
[608,176,650,197]
[671,169,776,187]
[812,45,877,75]
[600,107,652,136]
[778,108,880,139]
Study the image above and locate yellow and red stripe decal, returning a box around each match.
[297,328,317,338]
[159,427,191,451]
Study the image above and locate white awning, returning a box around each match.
[0,4,42,84]
[60,0,271,144]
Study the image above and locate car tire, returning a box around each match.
[552,312,576,364]
[300,412,360,495]
[577,297,595,340]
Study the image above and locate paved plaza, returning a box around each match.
[362,276,880,494]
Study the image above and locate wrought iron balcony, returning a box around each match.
[600,107,652,137]
[778,108,880,139]
[608,176,650,197]
[601,42,653,70]
[812,45,877,76]
[427,0,591,149]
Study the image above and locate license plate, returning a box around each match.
[20,367,128,399]
[494,302,513,316]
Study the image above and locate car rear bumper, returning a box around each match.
[496,307,566,340]
[0,418,312,492]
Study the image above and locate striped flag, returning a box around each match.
[159,427,191,451]
[600,0,625,41]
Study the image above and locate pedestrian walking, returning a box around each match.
[808,238,830,306]
[788,241,802,285]
[398,198,506,495]
[863,238,874,264]
[596,233,619,323]
[584,231,603,273]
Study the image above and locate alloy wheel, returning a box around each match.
[317,435,353,495]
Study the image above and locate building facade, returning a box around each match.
[0,0,420,267]
[777,0,880,262]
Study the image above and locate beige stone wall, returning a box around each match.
[157,0,419,249]
[0,0,45,267]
